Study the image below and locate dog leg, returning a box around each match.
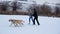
[15,24,18,27]
[10,23,13,27]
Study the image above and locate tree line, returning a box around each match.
[0,1,60,17]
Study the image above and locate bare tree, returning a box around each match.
[55,6,60,16]
[2,5,7,11]
[12,1,17,11]
[41,3,52,16]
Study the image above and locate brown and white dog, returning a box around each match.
[9,19,25,27]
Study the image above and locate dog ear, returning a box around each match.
[9,19,12,22]
[9,20,10,22]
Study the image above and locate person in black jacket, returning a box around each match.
[33,8,40,25]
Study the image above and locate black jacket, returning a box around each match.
[33,8,38,18]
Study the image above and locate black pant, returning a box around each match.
[33,17,40,25]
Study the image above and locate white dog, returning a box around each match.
[9,19,25,27]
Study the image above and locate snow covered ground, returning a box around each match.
[0,15,60,34]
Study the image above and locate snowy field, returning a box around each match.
[0,15,60,34]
